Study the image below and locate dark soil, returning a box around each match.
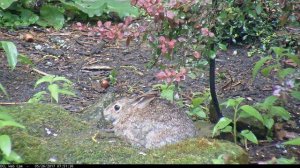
[0,25,299,164]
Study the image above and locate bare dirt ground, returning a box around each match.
[0,25,299,164]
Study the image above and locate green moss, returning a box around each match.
[1,104,248,164]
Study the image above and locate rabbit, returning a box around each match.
[103,92,198,149]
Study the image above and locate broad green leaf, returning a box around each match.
[34,75,55,88]
[192,97,204,107]
[161,88,174,102]
[218,43,227,51]
[261,66,274,77]
[263,96,278,107]
[278,68,295,79]
[240,105,263,123]
[3,151,23,163]
[283,138,300,146]
[0,112,13,121]
[37,5,65,30]
[271,47,287,57]
[240,130,258,144]
[255,3,263,15]
[209,50,216,59]
[0,0,17,9]
[60,0,139,18]
[59,89,76,97]
[52,76,73,84]
[0,83,8,98]
[221,125,232,133]
[0,41,18,70]
[190,107,206,118]
[252,56,272,80]
[18,54,34,66]
[222,98,244,108]
[263,117,274,130]
[270,106,290,120]
[291,91,300,100]
[0,135,11,156]
[48,84,59,103]
[0,120,25,129]
[212,117,232,137]
[28,91,47,103]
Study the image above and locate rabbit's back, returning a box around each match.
[113,98,197,148]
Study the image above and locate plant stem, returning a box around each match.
[233,106,238,144]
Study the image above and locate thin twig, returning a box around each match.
[31,68,50,76]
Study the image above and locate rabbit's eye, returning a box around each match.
[114,105,120,111]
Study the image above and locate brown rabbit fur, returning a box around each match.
[103,93,197,149]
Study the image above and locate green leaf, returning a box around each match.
[48,84,59,103]
[212,117,232,137]
[261,66,274,77]
[271,47,287,57]
[59,89,76,97]
[18,54,34,66]
[278,68,295,79]
[0,112,13,121]
[263,117,274,130]
[52,76,73,84]
[252,56,272,80]
[0,120,25,129]
[0,41,18,70]
[240,130,258,144]
[0,0,17,10]
[0,135,11,156]
[37,5,65,30]
[255,3,263,15]
[291,91,300,100]
[270,106,290,120]
[192,97,204,107]
[60,0,139,18]
[218,43,227,51]
[3,151,23,163]
[0,83,9,98]
[161,88,174,102]
[240,105,264,123]
[28,91,47,103]
[190,107,206,118]
[283,138,300,146]
[34,75,55,88]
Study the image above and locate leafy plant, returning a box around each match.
[152,82,176,103]
[187,90,211,119]
[212,97,259,145]
[254,96,291,136]
[108,69,117,85]
[0,0,139,29]
[0,111,25,164]
[0,41,18,70]
[283,137,300,146]
[30,75,76,103]
[253,47,300,103]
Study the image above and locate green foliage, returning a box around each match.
[253,47,300,80]
[31,75,76,103]
[187,91,211,119]
[283,137,300,146]
[109,69,117,85]
[0,111,25,164]
[215,0,280,44]
[213,97,258,145]
[36,5,65,30]
[0,41,18,70]
[153,83,175,102]
[60,0,138,18]
[0,0,138,29]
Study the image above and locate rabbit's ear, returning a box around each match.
[131,96,156,109]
